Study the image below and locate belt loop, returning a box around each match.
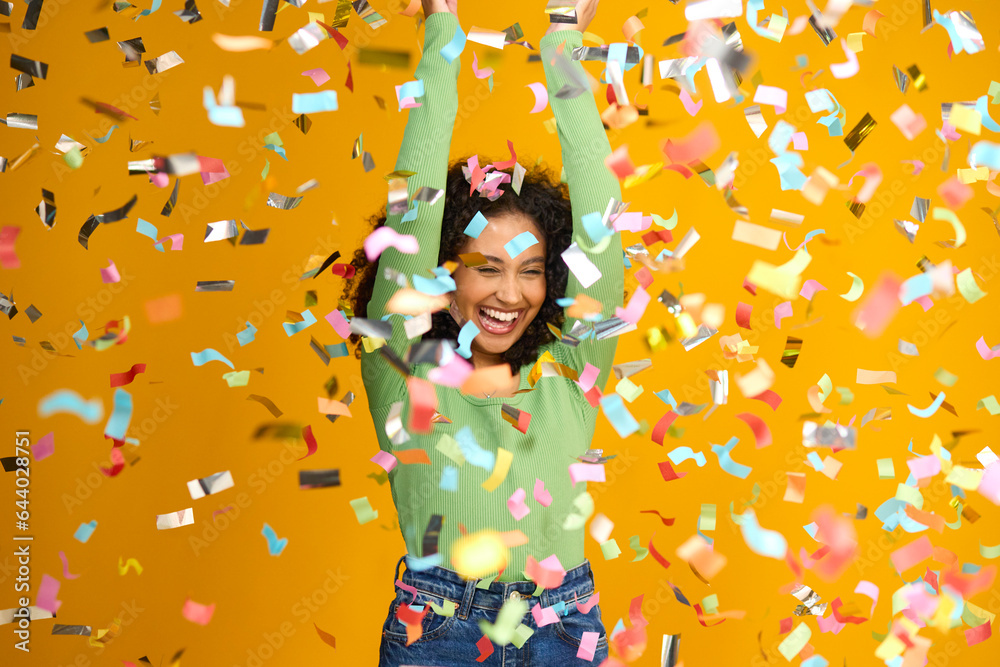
[394,555,406,583]
[457,578,477,620]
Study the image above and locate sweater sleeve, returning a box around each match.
[540,29,624,392]
[361,12,461,410]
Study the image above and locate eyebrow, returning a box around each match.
[481,254,545,266]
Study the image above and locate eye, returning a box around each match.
[523,269,544,276]
[476,267,500,275]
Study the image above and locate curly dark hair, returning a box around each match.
[341,157,575,376]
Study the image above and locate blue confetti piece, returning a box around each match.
[907,391,946,418]
[237,321,257,346]
[401,199,419,223]
[667,446,706,467]
[582,211,611,243]
[325,342,349,358]
[136,218,166,252]
[406,553,444,571]
[89,125,119,144]
[208,105,245,127]
[191,348,235,369]
[969,140,1000,170]
[138,0,162,16]
[282,308,317,336]
[292,90,338,114]
[264,143,288,161]
[398,79,424,101]
[38,389,104,424]
[440,25,466,63]
[72,320,88,349]
[711,437,752,479]
[737,509,787,559]
[413,272,456,296]
[610,618,626,640]
[962,562,982,575]
[103,388,133,441]
[74,520,98,543]
[697,528,714,546]
[455,426,495,470]
[455,320,479,359]
[464,211,488,238]
[975,96,1000,132]
[261,522,288,556]
[654,388,677,409]
[599,393,640,438]
[806,451,824,471]
[803,522,819,540]
[801,656,829,667]
[556,297,575,306]
[440,465,459,491]
[504,231,539,259]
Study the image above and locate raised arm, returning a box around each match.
[540,21,624,392]
[362,9,461,407]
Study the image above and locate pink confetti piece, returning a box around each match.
[525,82,548,113]
[901,159,925,175]
[774,301,792,328]
[791,131,809,150]
[100,258,121,284]
[34,431,55,460]
[37,573,63,614]
[577,363,600,392]
[976,336,1000,360]
[301,67,330,86]
[679,88,703,116]
[325,309,351,338]
[851,273,901,338]
[58,551,80,580]
[853,580,879,616]
[577,631,600,661]
[533,478,553,507]
[150,172,170,188]
[363,226,419,262]
[913,295,934,311]
[471,51,494,79]
[154,233,184,251]
[907,455,941,479]
[662,122,720,164]
[507,487,530,521]
[569,462,606,485]
[890,535,933,573]
[526,554,566,589]
[370,450,397,473]
[531,602,561,627]
[577,591,600,614]
[817,613,846,634]
[615,285,651,324]
[889,103,927,140]
[830,38,859,78]
[182,597,216,625]
[753,84,787,113]
[799,279,827,301]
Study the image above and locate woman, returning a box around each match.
[343,0,622,664]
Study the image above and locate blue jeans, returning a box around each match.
[378,556,609,666]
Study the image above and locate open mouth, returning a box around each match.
[477,306,523,335]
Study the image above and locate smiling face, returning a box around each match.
[450,212,548,360]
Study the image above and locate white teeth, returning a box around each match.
[482,307,517,322]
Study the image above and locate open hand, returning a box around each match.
[545,0,599,36]
[422,0,457,16]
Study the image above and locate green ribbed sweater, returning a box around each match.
[361,13,623,582]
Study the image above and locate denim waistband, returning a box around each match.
[393,555,596,617]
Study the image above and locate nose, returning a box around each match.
[494,272,522,306]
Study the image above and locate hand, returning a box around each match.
[545,0,599,36]
[421,0,457,16]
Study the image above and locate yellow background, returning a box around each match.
[2,0,999,665]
